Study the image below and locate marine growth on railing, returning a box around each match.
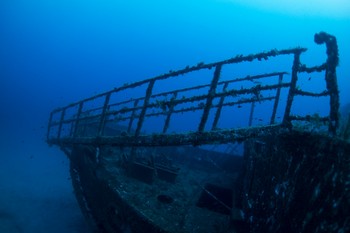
[47,32,339,147]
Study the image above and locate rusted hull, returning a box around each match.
[67,131,350,233]
[69,146,168,233]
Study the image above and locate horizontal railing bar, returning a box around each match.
[51,48,304,114]
[104,72,288,110]
[62,72,288,116]
[176,82,291,105]
[146,96,276,118]
[149,71,288,98]
[50,82,290,127]
[226,72,288,84]
[294,90,329,97]
[299,64,326,73]
[47,124,282,147]
[109,82,291,117]
[289,115,329,122]
[79,107,104,117]
[94,96,277,123]
[108,98,143,108]
[49,114,101,127]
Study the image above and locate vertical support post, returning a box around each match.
[248,101,255,127]
[270,74,283,124]
[314,32,340,135]
[135,80,155,137]
[98,93,111,136]
[212,82,228,130]
[163,92,178,134]
[73,102,84,137]
[57,109,66,139]
[127,99,139,134]
[69,120,75,137]
[282,51,301,127]
[198,64,222,132]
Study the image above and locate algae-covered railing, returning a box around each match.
[46,32,339,147]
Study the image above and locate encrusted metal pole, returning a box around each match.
[270,73,283,124]
[314,32,340,135]
[198,64,222,132]
[282,51,301,128]
[127,99,139,134]
[212,82,229,130]
[163,92,177,134]
[248,101,255,127]
[98,93,111,136]
[57,109,66,139]
[73,102,84,137]
[135,80,155,137]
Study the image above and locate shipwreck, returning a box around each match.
[47,32,349,233]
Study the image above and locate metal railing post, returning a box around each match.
[73,102,84,137]
[98,93,111,136]
[163,92,178,134]
[127,99,139,134]
[248,101,255,127]
[282,51,301,127]
[270,74,283,124]
[135,80,155,137]
[212,82,228,130]
[314,32,340,135]
[198,64,222,132]
[57,109,66,139]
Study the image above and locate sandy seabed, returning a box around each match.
[0,131,91,233]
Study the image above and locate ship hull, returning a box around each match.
[67,130,350,233]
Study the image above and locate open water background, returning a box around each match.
[0,1,349,232]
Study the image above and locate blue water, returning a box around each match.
[1,1,349,232]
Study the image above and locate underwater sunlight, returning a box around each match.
[224,0,350,18]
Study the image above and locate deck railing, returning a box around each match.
[47,32,339,147]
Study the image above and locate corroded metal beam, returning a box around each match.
[48,124,282,147]
[314,32,340,135]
